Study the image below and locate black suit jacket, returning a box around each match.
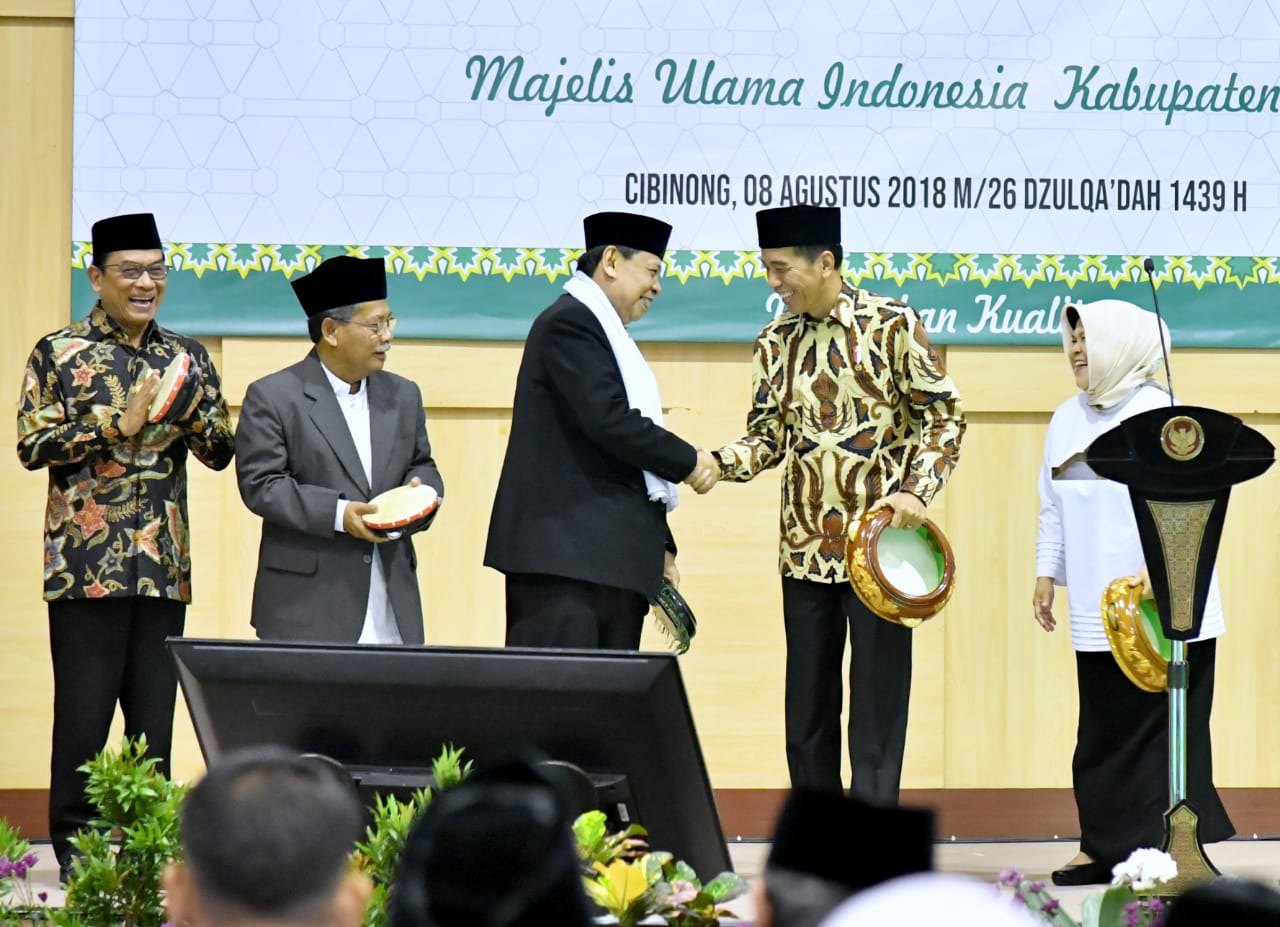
[484,294,697,599]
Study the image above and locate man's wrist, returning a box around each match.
[115,410,141,439]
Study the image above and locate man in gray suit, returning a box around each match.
[234,256,444,644]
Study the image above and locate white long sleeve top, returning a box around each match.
[1036,384,1224,652]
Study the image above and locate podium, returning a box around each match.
[1087,405,1274,893]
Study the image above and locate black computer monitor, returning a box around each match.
[168,639,731,878]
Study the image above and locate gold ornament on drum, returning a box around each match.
[846,508,957,628]
[1102,577,1170,692]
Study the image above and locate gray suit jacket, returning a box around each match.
[234,350,444,643]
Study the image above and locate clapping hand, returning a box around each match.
[118,368,162,437]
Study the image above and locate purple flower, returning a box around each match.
[0,857,12,878]
[38,891,48,902]
[1147,898,1166,912]
[1125,908,1141,927]
[998,867,1023,886]
[1028,880,1046,892]
[1042,898,1061,914]
[21,853,37,868]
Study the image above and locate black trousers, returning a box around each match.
[504,573,648,650]
[781,577,913,804]
[1074,642,1234,865]
[48,597,185,865]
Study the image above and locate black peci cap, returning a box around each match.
[583,211,673,260]
[756,204,842,250]
[91,212,162,263]
[290,256,388,317]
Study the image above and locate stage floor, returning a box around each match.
[19,837,1280,922]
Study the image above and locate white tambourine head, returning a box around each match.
[361,484,440,531]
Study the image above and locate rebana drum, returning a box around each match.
[846,508,956,628]
[1102,577,1171,693]
[361,484,440,536]
[147,352,197,423]
[650,580,696,655]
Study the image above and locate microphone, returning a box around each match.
[1142,257,1176,407]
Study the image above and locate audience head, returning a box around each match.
[163,746,369,927]
[816,872,1040,927]
[755,788,935,927]
[387,757,593,927]
[1165,877,1280,926]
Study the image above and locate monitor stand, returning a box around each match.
[591,771,638,834]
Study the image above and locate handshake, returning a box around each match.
[684,448,720,495]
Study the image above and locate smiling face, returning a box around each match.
[760,246,842,319]
[320,299,395,385]
[1067,316,1090,390]
[88,248,167,343]
[597,246,663,325]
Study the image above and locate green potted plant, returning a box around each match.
[574,810,748,926]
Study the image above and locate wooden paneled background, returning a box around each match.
[4,5,1279,834]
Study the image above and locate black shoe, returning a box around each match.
[1051,859,1114,886]
[58,854,80,887]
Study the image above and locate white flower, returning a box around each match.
[1110,848,1178,891]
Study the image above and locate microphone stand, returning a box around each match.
[1142,256,1218,888]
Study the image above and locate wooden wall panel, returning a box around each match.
[1,11,75,788]
[4,10,1280,803]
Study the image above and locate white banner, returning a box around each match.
[73,0,1280,255]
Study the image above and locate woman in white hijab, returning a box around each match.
[1032,299,1232,886]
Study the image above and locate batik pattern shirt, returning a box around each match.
[716,285,965,582]
[17,304,234,602]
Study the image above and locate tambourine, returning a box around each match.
[1102,577,1170,693]
[361,483,440,536]
[846,508,956,628]
[147,352,199,423]
[650,580,696,655]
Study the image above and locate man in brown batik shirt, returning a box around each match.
[715,205,965,804]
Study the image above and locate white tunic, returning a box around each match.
[322,362,402,645]
[1036,383,1225,652]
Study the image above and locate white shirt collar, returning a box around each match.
[319,359,364,399]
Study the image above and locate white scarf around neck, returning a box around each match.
[563,271,679,512]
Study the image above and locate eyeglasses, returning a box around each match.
[102,262,169,280]
[340,316,397,336]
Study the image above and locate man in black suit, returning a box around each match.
[485,211,717,649]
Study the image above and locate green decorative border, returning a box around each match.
[71,244,1279,291]
[68,244,1280,347]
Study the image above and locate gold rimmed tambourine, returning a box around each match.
[846,508,956,628]
[1102,576,1170,693]
[147,352,199,424]
[361,484,440,537]
[650,580,696,655]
